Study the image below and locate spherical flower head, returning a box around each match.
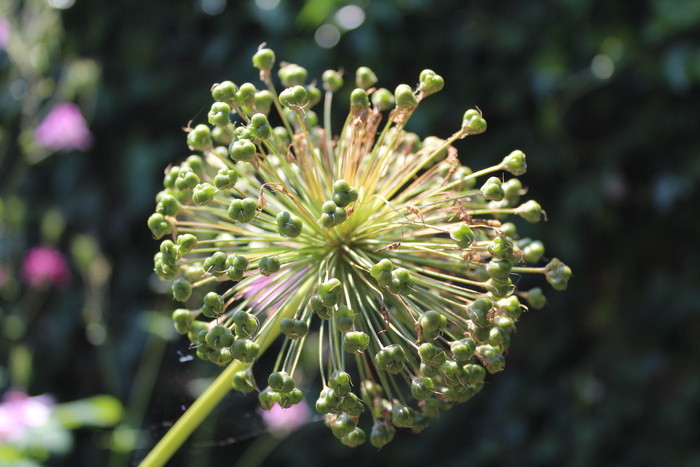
[35,103,92,152]
[0,391,54,443]
[22,246,71,288]
[150,49,571,447]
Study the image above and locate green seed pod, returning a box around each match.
[394,84,417,109]
[332,179,359,207]
[171,279,192,302]
[227,198,258,223]
[371,87,395,111]
[329,370,352,398]
[418,342,447,366]
[309,295,332,319]
[205,326,234,349]
[497,295,522,320]
[349,88,370,112]
[154,254,178,279]
[232,369,256,393]
[440,360,469,388]
[467,298,493,328]
[370,420,395,448]
[375,344,406,374]
[280,317,308,339]
[391,404,416,428]
[463,363,486,384]
[450,223,475,249]
[156,194,182,217]
[516,200,544,223]
[341,427,366,448]
[420,310,447,332]
[355,66,377,90]
[229,139,257,163]
[276,211,303,238]
[192,183,216,206]
[335,305,355,332]
[259,256,281,276]
[277,388,303,408]
[175,234,197,258]
[322,69,343,92]
[330,413,357,439]
[203,291,224,314]
[502,178,523,205]
[175,167,200,191]
[462,109,487,135]
[279,63,308,87]
[207,102,231,126]
[481,176,505,201]
[268,371,295,393]
[184,154,205,174]
[545,258,572,291]
[411,376,436,400]
[389,268,415,295]
[231,338,259,363]
[279,85,309,109]
[213,168,239,190]
[252,47,275,71]
[501,150,527,176]
[486,258,512,282]
[186,124,213,151]
[211,81,237,102]
[520,239,545,264]
[486,277,514,298]
[235,82,257,108]
[226,254,249,272]
[233,311,258,337]
[253,90,274,115]
[451,338,477,362]
[248,113,272,140]
[420,362,440,378]
[305,85,322,108]
[419,69,444,96]
[318,278,341,307]
[339,392,363,416]
[370,258,393,286]
[488,235,515,260]
[159,239,177,261]
[343,331,369,353]
[172,309,193,335]
[202,251,228,277]
[258,387,278,411]
[482,353,506,373]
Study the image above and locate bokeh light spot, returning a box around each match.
[336,5,365,30]
[591,54,614,80]
[315,24,340,49]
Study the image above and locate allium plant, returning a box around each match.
[145,45,571,462]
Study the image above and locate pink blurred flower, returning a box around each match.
[260,399,311,435]
[0,17,9,49]
[0,391,54,442]
[22,246,71,288]
[35,103,92,152]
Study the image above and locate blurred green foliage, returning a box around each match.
[1,0,699,465]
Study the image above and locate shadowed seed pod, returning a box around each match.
[149,46,571,447]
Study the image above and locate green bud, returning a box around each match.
[258,256,281,276]
[186,124,212,151]
[276,211,303,238]
[268,371,295,393]
[355,66,377,89]
[486,277,513,299]
[486,258,512,282]
[205,326,234,349]
[233,310,259,337]
[231,338,259,363]
[329,370,352,398]
[497,295,522,320]
[203,291,225,314]
[318,277,341,306]
[148,213,173,238]
[279,63,308,87]
[229,139,257,163]
[254,90,274,115]
[451,338,477,361]
[418,342,447,366]
[322,69,343,92]
[343,331,369,353]
[208,102,231,126]
[248,113,272,140]
[467,298,493,328]
[370,420,395,448]
[335,305,355,332]
[450,223,475,248]
[280,317,308,339]
[310,295,333,319]
[520,286,546,309]
[488,235,515,260]
[392,404,416,428]
[341,427,366,448]
[482,352,506,373]
[192,183,216,206]
[172,309,193,335]
[235,82,257,108]
[157,194,182,217]
[332,179,359,207]
[279,85,309,109]
[502,178,523,205]
[370,258,393,286]
[252,47,275,71]
[517,200,544,223]
[463,363,486,384]
[462,109,487,135]
[545,258,572,291]
[389,268,415,295]
[213,168,239,190]
[521,239,545,264]
[277,388,303,408]
[305,85,322,108]
[203,251,228,277]
[171,279,192,302]
[411,376,436,400]
[227,198,258,223]
[419,69,444,96]
[371,87,395,111]
[419,310,447,340]
[501,150,527,176]
[395,84,417,109]
[175,234,197,257]
[350,88,370,112]
[232,369,256,393]
[481,176,505,201]
[258,387,278,411]
[212,81,237,102]
[331,413,357,439]
[375,344,406,374]
[420,362,440,378]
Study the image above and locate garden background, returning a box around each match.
[1,0,699,466]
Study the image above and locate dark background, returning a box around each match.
[2,0,699,465]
